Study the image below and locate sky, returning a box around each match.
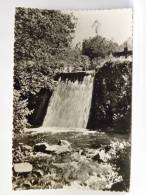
[64,9,132,47]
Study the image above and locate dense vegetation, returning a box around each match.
[82,35,119,68]
[87,59,132,132]
[14,8,76,133]
[82,35,132,70]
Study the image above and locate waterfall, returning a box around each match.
[43,75,94,129]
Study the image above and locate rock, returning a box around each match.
[71,152,80,161]
[104,145,111,152]
[56,144,71,154]
[45,144,71,154]
[32,152,53,158]
[33,169,44,177]
[22,144,32,151]
[57,140,72,154]
[23,181,32,189]
[34,143,60,154]
[58,140,71,147]
[14,162,33,173]
[34,142,72,155]
[33,143,48,153]
[92,154,103,163]
[45,144,60,154]
[52,162,68,169]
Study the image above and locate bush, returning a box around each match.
[87,59,132,131]
[13,90,32,134]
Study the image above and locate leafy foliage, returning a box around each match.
[88,59,132,131]
[54,46,91,72]
[14,60,54,96]
[14,8,76,132]
[15,8,76,63]
[82,35,119,61]
[13,90,32,134]
[14,8,76,96]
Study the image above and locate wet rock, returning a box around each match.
[45,144,71,154]
[32,152,53,158]
[71,152,81,161]
[34,142,72,155]
[45,144,61,154]
[104,145,111,152]
[33,143,48,153]
[23,181,32,189]
[34,143,60,154]
[33,169,44,177]
[58,140,71,147]
[21,144,32,151]
[14,162,33,173]
[92,154,103,163]
[56,144,71,154]
[52,162,68,169]
[57,140,72,154]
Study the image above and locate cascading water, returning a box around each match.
[43,74,94,129]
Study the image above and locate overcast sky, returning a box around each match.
[64,9,132,47]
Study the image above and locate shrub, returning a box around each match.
[87,59,132,131]
[13,90,32,134]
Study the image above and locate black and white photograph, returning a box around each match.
[13,8,133,191]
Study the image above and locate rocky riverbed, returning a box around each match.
[12,128,130,191]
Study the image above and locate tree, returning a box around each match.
[82,35,119,68]
[14,8,76,96]
[87,59,132,132]
[15,8,76,62]
[14,8,76,132]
